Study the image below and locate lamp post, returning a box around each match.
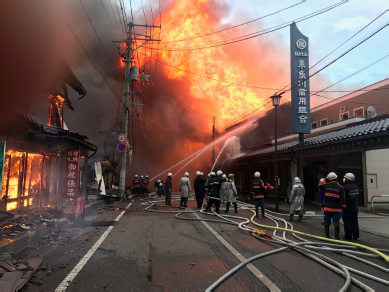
[270,93,281,212]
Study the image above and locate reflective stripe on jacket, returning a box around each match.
[319,181,346,212]
[251,179,266,199]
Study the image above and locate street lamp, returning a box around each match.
[270,93,281,212]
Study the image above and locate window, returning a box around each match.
[320,119,328,127]
[340,111,349,121]
[354,107,364,117]
[311,122,318,129]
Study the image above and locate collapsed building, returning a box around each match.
[0,59,97,213]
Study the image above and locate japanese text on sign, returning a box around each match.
[290,23,311,134]
[64,149,80,198]
[73,197,85,214]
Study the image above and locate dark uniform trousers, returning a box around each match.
[343,211,359,239]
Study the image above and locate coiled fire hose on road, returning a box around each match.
[141,195,388,291]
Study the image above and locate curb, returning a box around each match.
[0,200,105,254]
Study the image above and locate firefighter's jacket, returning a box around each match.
[206,177,228,200]
[132,178,141,188]
[343,181,360,213]
[290,183,305,211]
[164,177,172,193]
[251,179,267,199]
[319,181,346,212]
[194,177,206,191]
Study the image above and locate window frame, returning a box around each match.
[311,121,318,129]
[340,111,349,121]
[320,118,328,127]
[353,106,364,117]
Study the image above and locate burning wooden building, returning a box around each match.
[0,59,97,213]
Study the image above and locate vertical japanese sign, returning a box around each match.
[64,149,80,198]
[290,22,311,134]
[73,197,85,214]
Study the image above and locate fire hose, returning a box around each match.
[141,195,388,291]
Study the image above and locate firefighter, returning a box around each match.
[156,182,165,197]
[288,177,305,222]
[251,172,267,218]
[132,175,141,197]
[342,173,360,240]
[154,178,163,196]
[319,172,346,239]
[204,173,214,212]
[140,175,146,196]
[179,172,191,208]
[144,175,149,196]
[205,170,228,214]
[194,171,206,208]
[318,178,326,225]
[164,173,172,205]
[220,174,227,209]
[225,174,238,213]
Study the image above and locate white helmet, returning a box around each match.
[200,172,204,176]
[344,173,355,181]
[294,177,301,183]
[320,178,325,183]
[146,175,149,178]
[168,173,172,177]
[254,172,260,178]
[326,172,338,181]
[135,174,138,177]
[217,170,223,176]
[222,174,226,178]
[196,171,201,176]
[159,183,162,186]
[141,175,143,178]
[210,172,216,176]
[184,172,189,177]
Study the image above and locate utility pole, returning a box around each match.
[212,117,216,165]
[117,22,161,199]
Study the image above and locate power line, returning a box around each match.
[279,9,389,94]
[101,0,124,38]
[80,0,121,80]
[286,23,388,95]
[150,76,214,119]
[140,51,279,90]
[312,55,388,97]
[109,0,126,36]
[161,1,305,44]
[81,46,117,81]
[64,20,121,101]
[145,2,344,51]
[133,108,209,139]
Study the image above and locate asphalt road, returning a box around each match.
[17,194,389,291]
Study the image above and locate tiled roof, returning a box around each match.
[237,117,389,159]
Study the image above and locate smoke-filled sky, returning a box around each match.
[0,0,387,181]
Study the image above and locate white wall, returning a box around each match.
[366,149,389,202]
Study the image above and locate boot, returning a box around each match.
[325,225,330,238]
[255,208,259,218]
[261,208,265,218]
[234,203,238,213]
[298,215,303,222]
[215,208,220,214]
[335,226,340,240]
[225,203,230,213]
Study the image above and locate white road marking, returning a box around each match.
[192,212,280,292]
[55,199,135,291]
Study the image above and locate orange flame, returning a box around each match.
[145,0,276,128]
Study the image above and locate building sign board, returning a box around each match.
[290,22,311,134]
[73,197,85,214]
[64,149,80,198]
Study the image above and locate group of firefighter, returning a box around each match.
[132,169,360,241]
[130,175,150,196]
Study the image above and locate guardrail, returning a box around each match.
[371,195,389,212]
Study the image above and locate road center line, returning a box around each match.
[55,199,135,291]
[192,212,280,292]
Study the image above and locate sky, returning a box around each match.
[129,0,388,95]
